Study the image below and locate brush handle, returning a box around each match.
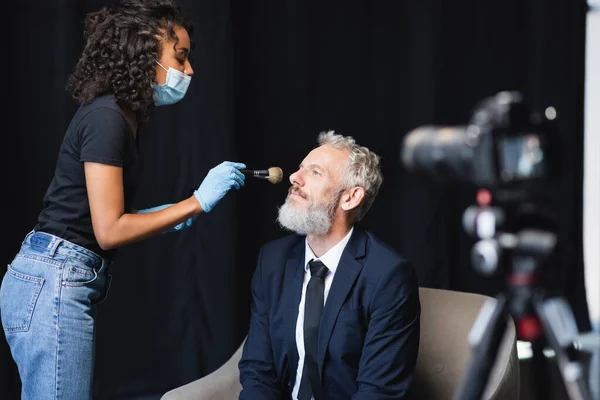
[240,169,270,179]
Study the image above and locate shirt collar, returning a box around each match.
[304,227,354,276]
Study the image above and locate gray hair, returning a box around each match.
[317,130,383,222]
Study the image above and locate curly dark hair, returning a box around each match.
[66,0,193,117]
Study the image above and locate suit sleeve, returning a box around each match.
[238,246,283,400]
[353,260,421,399]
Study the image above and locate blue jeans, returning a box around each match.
[0,231,111,400]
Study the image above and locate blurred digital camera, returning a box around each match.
[401,91,561,277]
[400,91,557,203]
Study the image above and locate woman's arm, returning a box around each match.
[85,162,201,250]
[85,160,244,250]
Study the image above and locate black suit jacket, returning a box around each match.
[239,227,420,399]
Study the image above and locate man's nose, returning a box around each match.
[290,170,303,186]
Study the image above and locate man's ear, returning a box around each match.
[340,187,365,212]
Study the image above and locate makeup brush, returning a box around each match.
[241,167,283,184]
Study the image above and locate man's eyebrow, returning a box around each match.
[303,163,329,174]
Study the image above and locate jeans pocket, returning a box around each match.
[0,265,45,333]
[62,258,98,287]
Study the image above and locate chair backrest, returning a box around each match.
[407,287,519,400]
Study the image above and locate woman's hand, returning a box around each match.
[193,161,246,213]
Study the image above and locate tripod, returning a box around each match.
[454,199,593,400]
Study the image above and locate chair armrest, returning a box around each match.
[161,339,245,400]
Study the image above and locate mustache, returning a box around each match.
[288,185,308,199]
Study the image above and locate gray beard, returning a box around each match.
[277,198,333,236]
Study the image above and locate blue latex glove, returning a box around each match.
[137,204,197,233]
[193,161,246,213]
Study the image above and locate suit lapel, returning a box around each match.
[282,238,305,378]
[317,228,367,376]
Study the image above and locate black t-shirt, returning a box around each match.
[35,94,140,259]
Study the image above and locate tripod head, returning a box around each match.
[463,188,559,342]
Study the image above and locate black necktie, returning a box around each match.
[298,259,329,400]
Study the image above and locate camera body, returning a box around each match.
[401,91,556,202]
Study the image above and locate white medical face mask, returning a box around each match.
[153,61,192,106]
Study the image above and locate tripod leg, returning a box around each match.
[454,294,510,400]
[533,295,593,400]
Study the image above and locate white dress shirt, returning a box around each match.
[291,227,354,400]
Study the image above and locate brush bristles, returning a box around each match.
[267,167,283,184]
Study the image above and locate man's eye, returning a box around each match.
[177,58,185,65]
[313,170,321,176]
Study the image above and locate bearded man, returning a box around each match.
[239,131,421,400]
